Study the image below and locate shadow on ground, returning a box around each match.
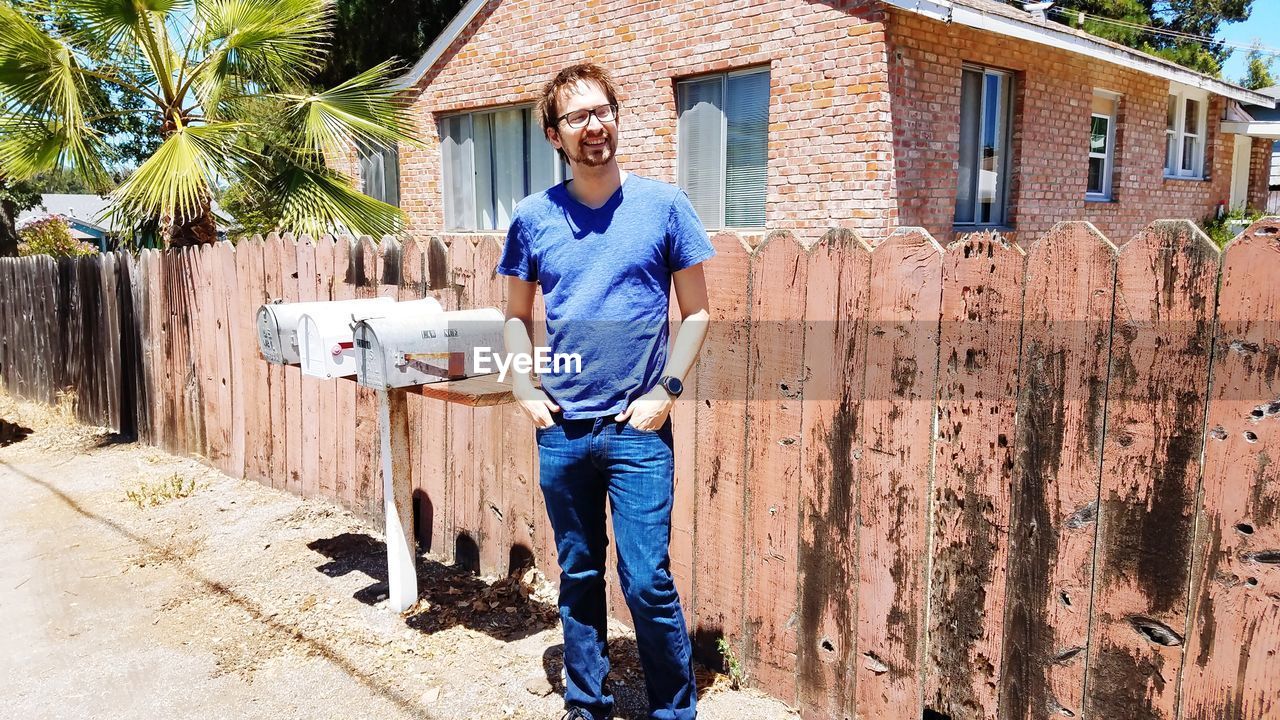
[307,532,559,643]
[0,419,32,447]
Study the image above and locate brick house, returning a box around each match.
[350,0,1277,247]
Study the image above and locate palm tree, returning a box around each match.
[0,0,420,247]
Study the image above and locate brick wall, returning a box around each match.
[394,0,1259,249]
[398,0,895,246]
[885,10,1246,247]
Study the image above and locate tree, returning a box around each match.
[314,0,467,87]
[1242,43,1277,89]
[1044,0,1254,77]
[0,0,422,247]
[0,178,42,257]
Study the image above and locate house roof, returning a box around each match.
[395,0,1276,107]
[16,194,114,233]
[885,0,1274,106]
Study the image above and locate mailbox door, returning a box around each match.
[257,306,284,364]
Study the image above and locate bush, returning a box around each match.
[1199,207,1266,249]
[17,216,100,258]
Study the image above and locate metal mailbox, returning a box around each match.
[257,298,394,365]
[297,297,444,379]
[354,308,505,389]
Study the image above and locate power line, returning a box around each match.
[1004,0,1280,57]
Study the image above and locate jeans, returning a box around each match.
[535,413,697,720]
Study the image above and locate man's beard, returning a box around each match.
[564,131,616,167]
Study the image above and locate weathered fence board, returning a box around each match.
[795,228,872,719]
[692,231,752,664]
[1180,220,1280,720]
[743,230,807,704]
[1085,221,1218,720]
[926,232,1024,720]
[998,222,1118,720]
[855,228,943,719]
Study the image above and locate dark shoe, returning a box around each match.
[561,709,592,720]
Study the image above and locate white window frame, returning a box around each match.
[438,104,568,232]
[955,64,1015,228]
[1087,90,1119,202]
[676,66,771,230]
[1164,84,1209,180]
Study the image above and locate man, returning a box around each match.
[497,63,714,720]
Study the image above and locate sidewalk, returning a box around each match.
[0,391,798,720]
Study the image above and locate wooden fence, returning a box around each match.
[0,220,1277,720]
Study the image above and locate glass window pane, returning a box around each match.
[527,111,560,195]
[382,144,400,208]
[1090,116,1109,155]
[954,69,982,224]
[1182,136,1199,173]
[491,107,526,229]
[440,115,475,231]
[677,78,725,227]
[724,70,769,228]
[473,112,495,230]
[1088,157,1104,195]
[1165,132,1177,174]
[1167,95,1177,131]
[1184,98,1200,135]
[978,72,1008,225]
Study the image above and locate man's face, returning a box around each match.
[547,79,618,168]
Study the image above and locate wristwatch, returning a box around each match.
[658,375,684,397]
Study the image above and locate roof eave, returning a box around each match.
[393,0,491,91]
[882,0,1276,108]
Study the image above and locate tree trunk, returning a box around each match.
[169,209,219,247]
[0,197,20,257]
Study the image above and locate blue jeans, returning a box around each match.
[536,413,697,720]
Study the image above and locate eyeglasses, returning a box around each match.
[556,103,619,129]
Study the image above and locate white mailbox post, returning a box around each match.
[297,297,444,379]
[355,307,505,612]
[257,297,394,365]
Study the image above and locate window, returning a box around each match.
[439,106,567,231]
[677,67,770,229]
[955,66,1014,227]
[1088,91,1119,200]
[359,142,400,207]
[1165,87,1208,178]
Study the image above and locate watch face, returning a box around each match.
[664,377,684,396]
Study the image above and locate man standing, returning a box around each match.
[498,63,714,720]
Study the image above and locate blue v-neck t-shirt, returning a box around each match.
[496,174,715,419]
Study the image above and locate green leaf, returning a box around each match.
[110,120,250,224]
[0,115,109,185]
[268,163,405,238]
[277,59,421,158]
[0,5,91,129]
[195,0,333,92]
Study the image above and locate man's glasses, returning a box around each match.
[557,104,619,129]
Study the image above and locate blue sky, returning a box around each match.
[1218,2,1280,84]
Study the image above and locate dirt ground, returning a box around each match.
[0,389,800,720]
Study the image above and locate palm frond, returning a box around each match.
[61,0,189,49]
[193,0,333,95]
[110,120,250,224]
[0,5,92,129]
[0,115,109,184]
[268,164,405,238]
[276,60,421,159]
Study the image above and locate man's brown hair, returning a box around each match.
[536,63,621,134]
